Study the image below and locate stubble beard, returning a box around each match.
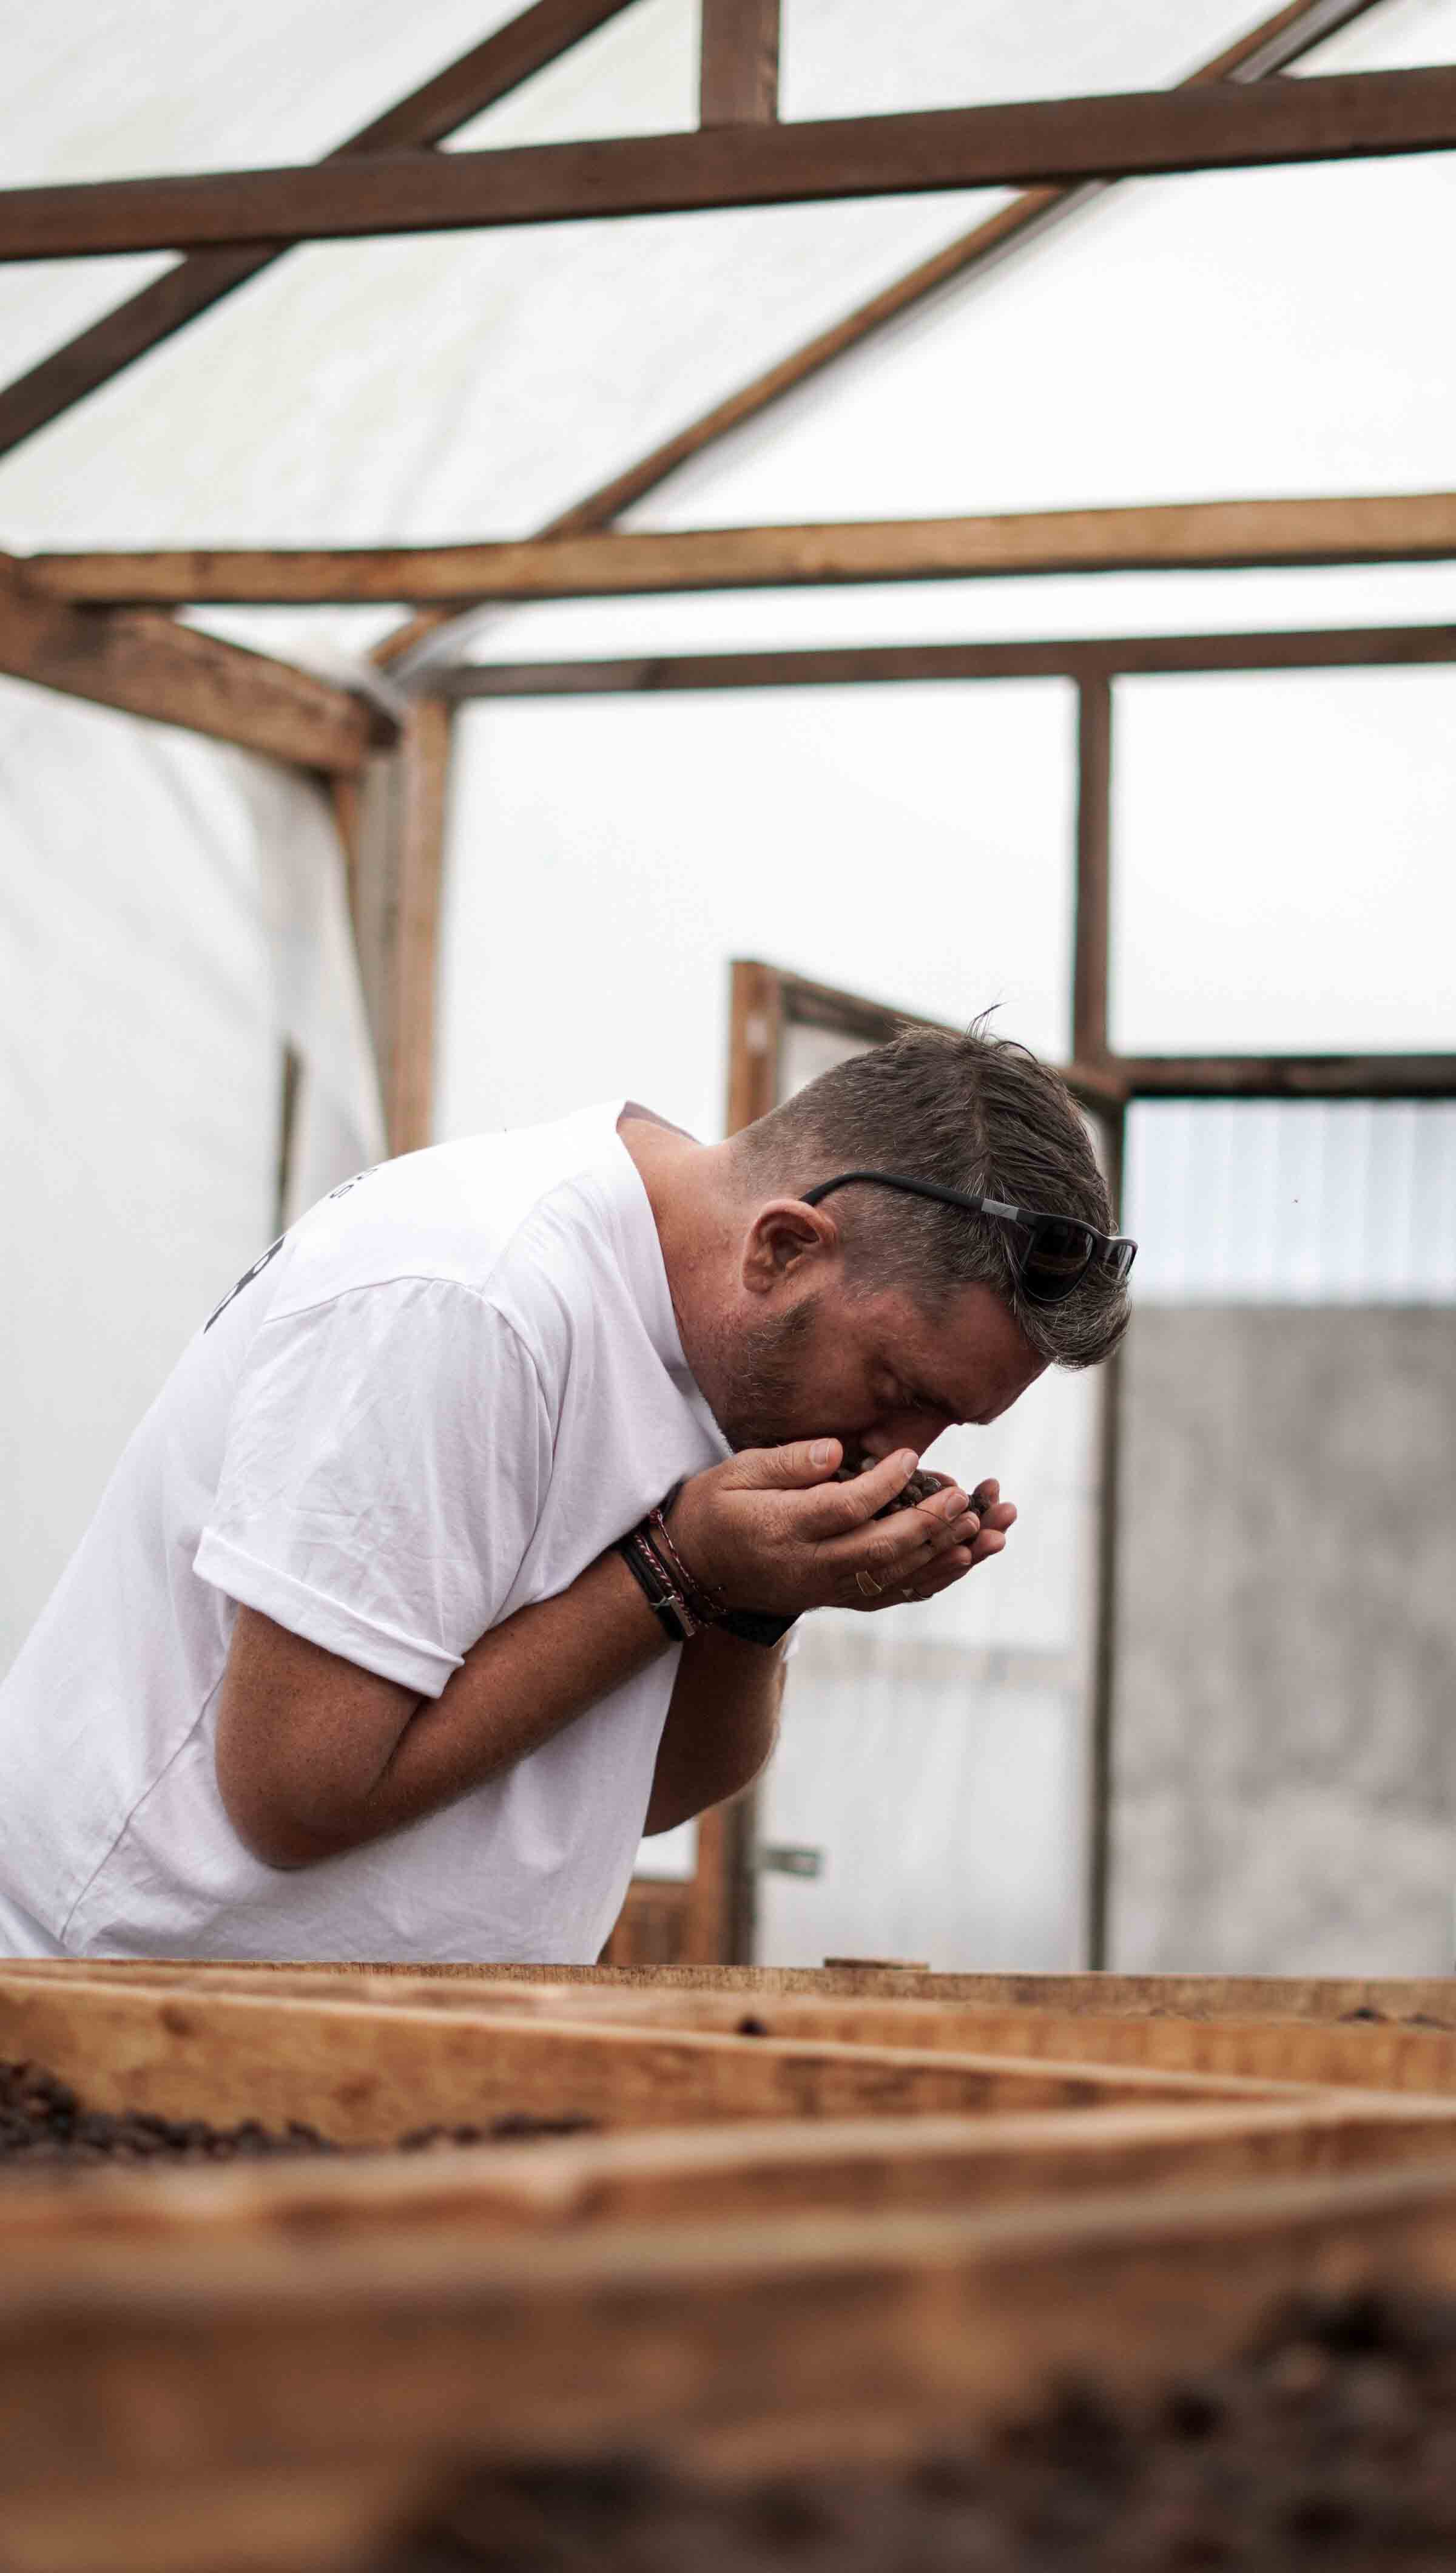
[710,1300,819,1454]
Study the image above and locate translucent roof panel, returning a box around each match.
[781,0,1277,120]
[436,678,1075,1148]
[622,151,1456,533]
[2,0,542,184]
[0,0,530,371]
[1112,665,1456,1056]
[6,0,1452,576]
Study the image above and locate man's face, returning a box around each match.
[712,1271,1046,1462]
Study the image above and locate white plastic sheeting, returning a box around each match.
[437,678,1076,1149]
[1114,668,1456,1060]
[0,685,383,1672]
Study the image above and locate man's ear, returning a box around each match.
[741,1199,840,1297]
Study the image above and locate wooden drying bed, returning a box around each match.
[4,1959,1456,2573]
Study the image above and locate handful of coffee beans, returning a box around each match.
[834,1459,980,1520]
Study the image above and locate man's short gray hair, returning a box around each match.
[733,1021,1129,1368]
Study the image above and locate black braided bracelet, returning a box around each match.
[617,1490,799,1650]
[641,1487,800,1651]
[616,1523,701,1642]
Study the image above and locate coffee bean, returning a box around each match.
[0,2063,599,2179]
[362,2287,1456,2573]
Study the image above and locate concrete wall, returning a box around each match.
[1112,1307,1456,1976]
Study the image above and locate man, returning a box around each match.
[0,1025,1130,1963]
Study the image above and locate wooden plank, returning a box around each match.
[0,1973,1299,2146]
[9,68,1456,261]
[480,1977,1456,2095]
[436,624,1456,693]
[399,1981,1456,2096]
[1121,1051,1456,1098]
[7,2095,1456,2256]
[0,0,639,461]
[18,1957,1456,2024]
[0,559,390,770]
[32,492,1456,607]
[7,2165,1456,2509]
[0,2460,433,2573]
[42,1966,1456,2096]
[378,0,1389,668]
[699,0,780,126]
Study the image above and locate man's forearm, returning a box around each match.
[643,1625,787,1836]
[224,1551,672,1867]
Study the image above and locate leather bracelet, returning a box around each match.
[652,1491,797,1647]
[650,1489,729,1621]
[616,1525,701,1642]
[619,1494,798,1649]
[656,1486,798,1649]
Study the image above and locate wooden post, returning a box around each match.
[387,698,454,1156]
[673,964,787,1966]
[700,0,780,126]
[346,699,454,1158]
[1071,675,1121,1968]
[1073,674,1113,1064]
[1085,1103,1127,1974]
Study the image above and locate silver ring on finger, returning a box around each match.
[855,1568,885,1599]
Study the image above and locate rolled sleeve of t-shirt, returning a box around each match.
[194,1279,551,1696]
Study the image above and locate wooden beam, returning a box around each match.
[0,559,390,771]
[7,67,1456,262]
[699,0,780,126]
[1119,1052,1456,1100]
[0,0,639,461]
[380,0,1389,668]
[434,623,1456,698]
[21,1955,1456,2024]
[32,493,1456,609]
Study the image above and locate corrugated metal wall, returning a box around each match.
[1127,1102,1456,1304]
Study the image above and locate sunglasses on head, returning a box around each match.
[800,1171,1138,1307]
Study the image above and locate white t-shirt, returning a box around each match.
[0,1103,729,1963]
